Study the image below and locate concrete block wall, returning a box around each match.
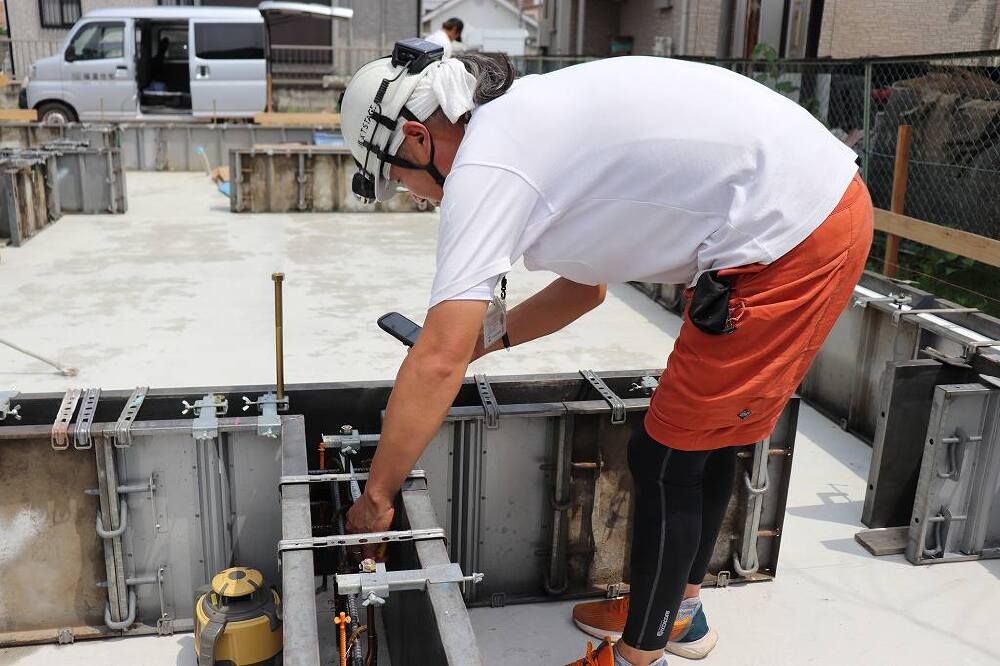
[817,0,1000,58]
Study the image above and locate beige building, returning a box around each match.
[540,0,1000,59]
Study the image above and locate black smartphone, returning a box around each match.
[377,312,422,347]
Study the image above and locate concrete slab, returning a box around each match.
[4,173,999,666]
[0,172,677,394]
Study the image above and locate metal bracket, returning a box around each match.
[51,388,82,450]
[629,376,660,396]
[181,393,228,440]
[278,527,446,554]
[936,427,982,480]
[891,306,979,325]
[73,387,101,450]
[923,506,969,558]
[580,369,627,424]
[475,373,500,429]
[241,392,289,438]
[114,386,148,448]
[0,390,21,421]
[321,425,379,455]
[334,562,483,601]
[715,571,731,588]
[606,582,626,599]
[852,294,911,309]
[57,628,74,645]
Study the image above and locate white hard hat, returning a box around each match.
[341,39,445,202]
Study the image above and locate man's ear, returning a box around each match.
[399,121,431,163]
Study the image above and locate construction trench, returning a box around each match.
[1,123,1000,665]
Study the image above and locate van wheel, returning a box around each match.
[36,102,77,125]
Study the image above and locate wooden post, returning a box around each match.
[266,73,274,113]
[884,124,912,277]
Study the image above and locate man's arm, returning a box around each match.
[346,278,606,535]
[473,277,606,360]
[346,299,487,535]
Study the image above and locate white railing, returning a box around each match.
[270,45,385,83]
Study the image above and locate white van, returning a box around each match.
[21,3,351,123]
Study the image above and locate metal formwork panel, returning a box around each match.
[0,158,53,246]
[49,147,127,214]
[121,124,324,171]
[863,360,980,528]
[229,145,422,213]
[907,383,1000,564]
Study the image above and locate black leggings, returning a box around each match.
[621,424,737,651]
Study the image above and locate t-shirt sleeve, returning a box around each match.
[429,164,544,308]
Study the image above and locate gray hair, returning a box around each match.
[455,52,517,105]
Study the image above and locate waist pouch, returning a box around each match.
[689,270,735,335]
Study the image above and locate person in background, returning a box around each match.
[426,17,464,57]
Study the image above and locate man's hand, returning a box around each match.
[345,491,395,559]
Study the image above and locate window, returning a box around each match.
[156,28,190,60]
[66,22,124,62]
[194,23,265,60]
[158,0,198,5]
[39,0,81,29]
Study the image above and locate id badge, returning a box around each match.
[483,294,508,349]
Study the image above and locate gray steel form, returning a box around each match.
[907,383,1000,565]
[0,122,336,172]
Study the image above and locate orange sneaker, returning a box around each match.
[573,595,696,643]
[565,639,616,666]
[572,597,629,641]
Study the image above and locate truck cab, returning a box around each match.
[24,3,351,123]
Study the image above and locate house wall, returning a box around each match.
[8,0,157,43]
[817,0,1000,57]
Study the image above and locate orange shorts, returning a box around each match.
[645,174,874,451]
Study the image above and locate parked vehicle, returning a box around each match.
[21,2,351,123]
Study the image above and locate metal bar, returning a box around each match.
[279,470,425,487]
[892,307,979,324]
[544,415,571,595]
[0,337,77,376]
[279,415,322,664]
[278,527,446,553]
[474,373,500,429]
[334,563,482,596]
[579,369,626,424]
[73,387,101,450]
[51,388,82,450]
[272,272,285,401]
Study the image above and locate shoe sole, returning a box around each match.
[573,618,623,642]
[666,627,719,660]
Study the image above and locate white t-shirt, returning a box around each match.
[425,29,453,58]
[429,56,859,308]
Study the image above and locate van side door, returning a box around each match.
[188,20,267,118]
[61,19,137,120]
